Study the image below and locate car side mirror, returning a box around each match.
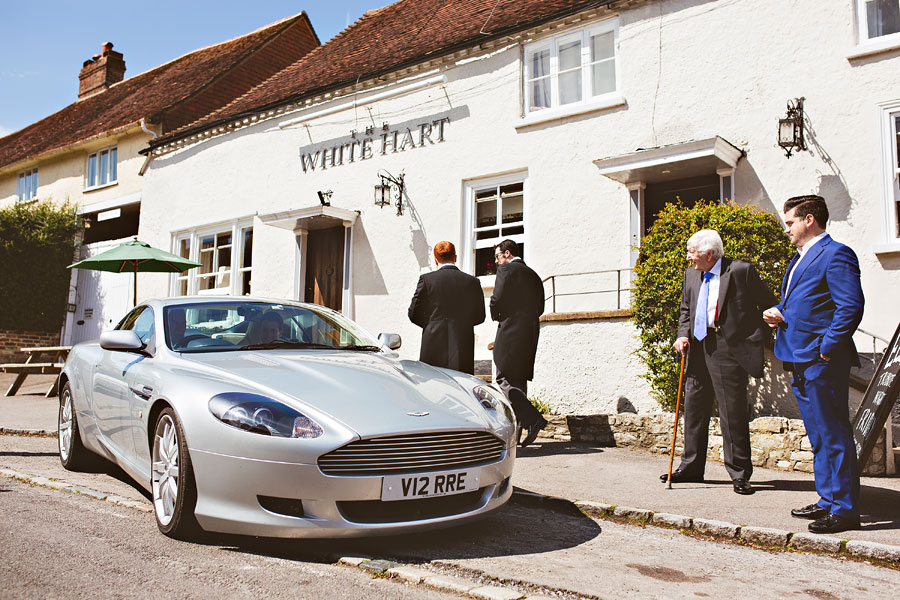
[100,330,146,353]
[377,333,401,350]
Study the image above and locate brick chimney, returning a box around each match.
[78,42,126,99]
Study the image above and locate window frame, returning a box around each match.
[875,99,900,252]
[460,170,529,286]
[84,146,118,191]
[16,168,38,203]
[849,0,900,58]
[171,219,254,296]
[857,0,900,43]
[521,18,621,123]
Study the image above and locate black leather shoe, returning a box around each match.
[808,513,860,534]
[520,416,548,447]
[659,469,704,484]
[791,503,829,520]
[732,478,754,495]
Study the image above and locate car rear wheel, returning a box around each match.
[58,381,98,471]
[151,408,199,539]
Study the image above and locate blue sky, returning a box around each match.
[0,1,392,137]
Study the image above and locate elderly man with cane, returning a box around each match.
[662,230,777,495]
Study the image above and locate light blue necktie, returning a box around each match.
[694,272,713,341]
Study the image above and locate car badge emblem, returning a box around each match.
[407,411,429,417]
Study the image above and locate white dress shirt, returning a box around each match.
[702,258,722,327]
[786,231,827,291]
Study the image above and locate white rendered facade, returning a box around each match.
[139,0,900,416]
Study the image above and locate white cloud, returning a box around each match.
[0,124,13,138]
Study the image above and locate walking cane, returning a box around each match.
[666,350,687,489]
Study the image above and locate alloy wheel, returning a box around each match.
[152,414,180,526]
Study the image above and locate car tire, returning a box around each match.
[58,381,99,471]
[151,407,200,539]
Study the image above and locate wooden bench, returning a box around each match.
[2,346,70,397]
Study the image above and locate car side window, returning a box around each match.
[116,307,144,331]
[123,307,155,346]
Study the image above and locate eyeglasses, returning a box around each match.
[494,253,503,260]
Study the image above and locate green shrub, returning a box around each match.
[631,200,794,410]
[0,201,80,331]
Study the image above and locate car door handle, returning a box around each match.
[130,385,153,400]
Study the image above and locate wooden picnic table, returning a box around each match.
[1,346,71,397]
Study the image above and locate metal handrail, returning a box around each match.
[855,327,890,370]
[542,268,633,313]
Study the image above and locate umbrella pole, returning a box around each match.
[133,262,137,307]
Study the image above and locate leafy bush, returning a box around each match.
[631,200,794,410]
[0,201,80,331]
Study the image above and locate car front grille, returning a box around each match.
[317,430,506,476]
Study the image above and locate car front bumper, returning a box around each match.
[189,445,515,538]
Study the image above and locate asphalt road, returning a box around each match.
[2,435,899,599]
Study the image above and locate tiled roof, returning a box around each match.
[151,0,615,147]
[0,12,318,172]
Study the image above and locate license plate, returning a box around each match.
[381,468,481,501]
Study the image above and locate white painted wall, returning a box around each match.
[139,0,900,415]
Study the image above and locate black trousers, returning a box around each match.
[678,331,753,481]
[495,371,541,428]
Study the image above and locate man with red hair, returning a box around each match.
[409,241,485,374]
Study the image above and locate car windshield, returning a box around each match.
[163,301,380,353]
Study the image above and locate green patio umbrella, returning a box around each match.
[67,239,202,306]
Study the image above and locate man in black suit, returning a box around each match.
[662,229,777,495]
[408,241,485,374]
[490,239,547,447]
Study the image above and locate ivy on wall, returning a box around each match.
[0,201,80,332]
[631,200,794,411]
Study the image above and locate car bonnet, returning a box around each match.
[180,350,495,437]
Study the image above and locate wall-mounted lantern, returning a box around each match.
[374,170,405,216]
[778,97,806,158]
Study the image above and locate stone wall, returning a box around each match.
[539,413,892,477]
[0,330,59,363]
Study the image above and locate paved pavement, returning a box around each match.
[2,372,899,552]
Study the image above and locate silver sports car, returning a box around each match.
[58,297,516,539]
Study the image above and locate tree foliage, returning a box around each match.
[0,201,80,331]
[631,200,794,410]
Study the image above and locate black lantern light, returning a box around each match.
[374,170,405,215]
[778,97,806,158]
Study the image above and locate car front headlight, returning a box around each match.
[473,385,515,426]
[208,392,324,439]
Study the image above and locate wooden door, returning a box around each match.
[304,227,344,311]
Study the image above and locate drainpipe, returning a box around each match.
[138,118,158,176]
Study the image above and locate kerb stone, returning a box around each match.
[651,512,692,529]
[468,585,525,600]
[739,526,791,547]
[387,566,432,583]
[788,533,843,553]
[845,540,900,562]
[613,506,652,521]
[693,518,739,538]
[425,575,479,594]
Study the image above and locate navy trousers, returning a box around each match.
[791,354,860,519]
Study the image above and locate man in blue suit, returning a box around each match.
[763,195,864,534]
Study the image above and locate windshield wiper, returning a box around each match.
[338,344,382,352]
[238,341,336,351]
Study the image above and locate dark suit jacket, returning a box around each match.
[408,264,485,374]
[677,257,777,378]
[773,234,863,366]
[490,259,545,381]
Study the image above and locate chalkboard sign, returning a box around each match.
[852,321,900,466]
